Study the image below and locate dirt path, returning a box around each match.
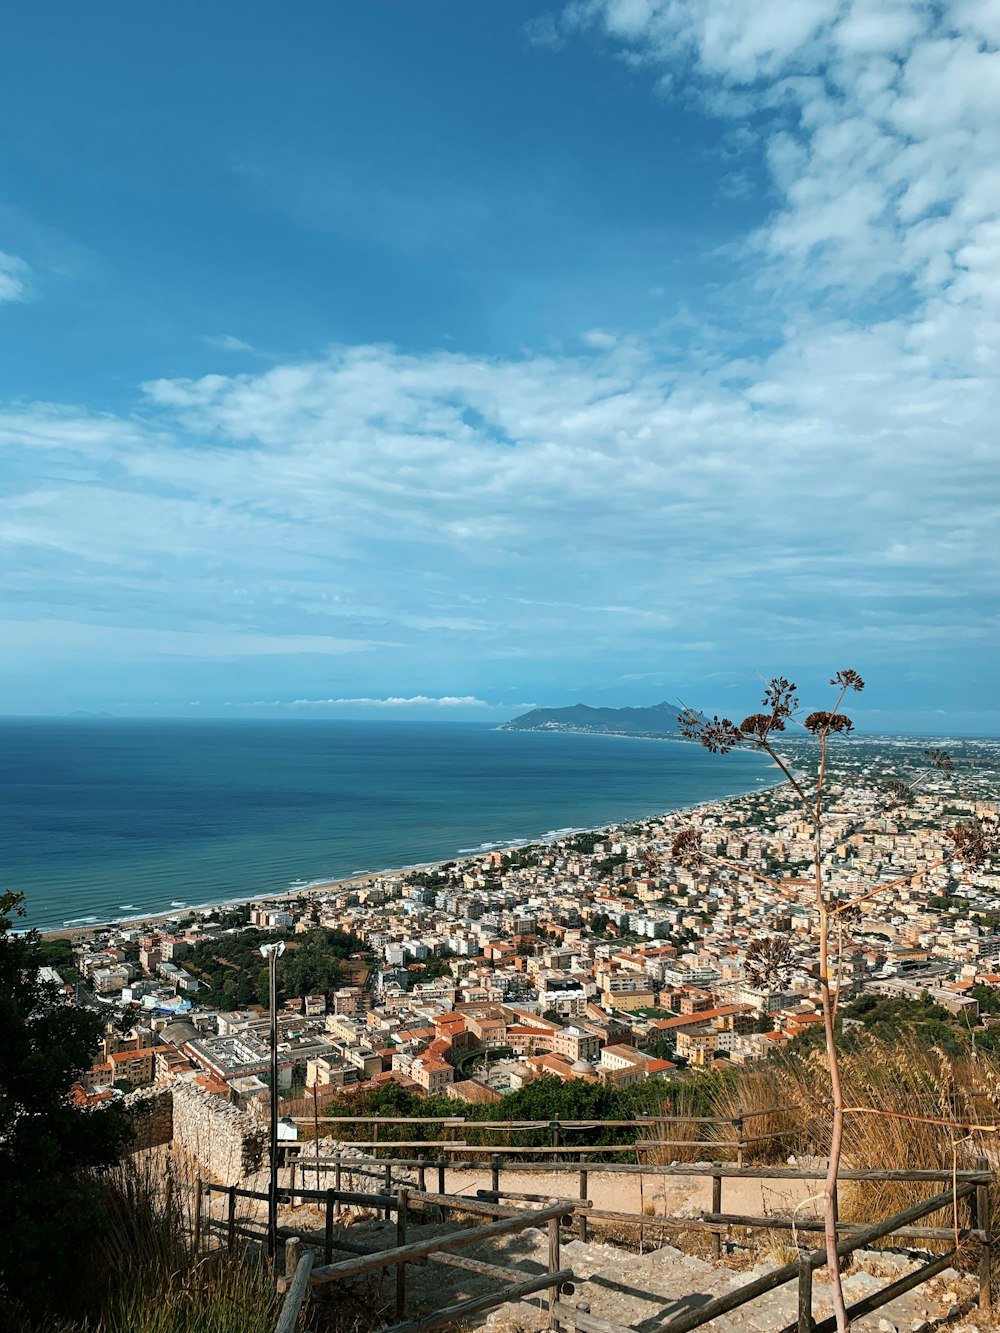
[282,1156,824,1226]
[433,1164,822,1222]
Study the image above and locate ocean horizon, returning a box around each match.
[0,718,775,932]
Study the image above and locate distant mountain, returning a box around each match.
[499,702,682,736]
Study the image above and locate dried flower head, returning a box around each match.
[678,707,745,754]
[830,669,865,692]
[739,712,781,741]
[803,711,854,736]
[671,828,703,868]
[763,676,799,718]
[925,748,954,775]
[830,901,862,927]
[949,816,1000,867]
[883,779,914,806]
[745,936,795,990]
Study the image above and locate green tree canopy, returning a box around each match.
[0,892,131,1322]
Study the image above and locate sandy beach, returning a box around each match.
[37,872,377,943]
[38,847,491,943]
[38,778,781,946]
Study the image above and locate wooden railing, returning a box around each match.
[198,1154,994,1333]
[199,1178,582,1333]
[287,1109,789,1165]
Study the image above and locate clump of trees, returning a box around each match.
[314,1075,713,1151]
[0,891,132,1323]
[564,831,605,854]
[185,926,360,1009]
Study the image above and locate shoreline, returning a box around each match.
[39,772,785,944]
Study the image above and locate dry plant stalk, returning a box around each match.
[675,671,997,1332]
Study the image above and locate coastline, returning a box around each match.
[40,771,785,944]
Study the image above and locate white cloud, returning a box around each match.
[203,334,255,353]
[273,695,490,708]
[573,1,1000,309]
[0,250,31,303]
[581,328,618,349]
[523,12,566,50]
[1,619,393,661]
[0,318,994,679]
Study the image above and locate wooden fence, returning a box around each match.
[196,1153,994,1333]
[287,1109,790,1165]
[200,1180,579,1333]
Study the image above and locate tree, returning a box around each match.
[675,672,997,1333]
[184,925,359,1008]
[0,892,132,1321]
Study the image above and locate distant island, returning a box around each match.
[498,701,682,737]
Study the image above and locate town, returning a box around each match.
[56,736,1000,1120]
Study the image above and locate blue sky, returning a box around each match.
[1,1,998,733]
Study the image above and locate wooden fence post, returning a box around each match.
[711,1164,723,1261]
[797,1252,813,1333]
[548,1214,561,1331]
[335,1156,342,1217]
[977,1156,993,1317]
[396,1188,409,1319]
[551,1121,561,1152]
[491,1155,501,1196]
[227,1184,237,1257]
[438,1161,446,1196]
[289,1159,297,1208]
[325,1189,335,1265]
[192,1177,203,1258]
[418,1162,427,1195]
[285,1235,301,1283]
[735,1118,745,1169]
[577,1169,588,1243]
[384,1164,393,1219]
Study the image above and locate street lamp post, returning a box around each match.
[259,940,286,1263]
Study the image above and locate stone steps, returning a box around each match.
[278,1200,975,1333]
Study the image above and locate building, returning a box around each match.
[598,1044,675,1086]
[411,1054,454,1094]
[538,978,588,1016]
[549,1025,601,1064]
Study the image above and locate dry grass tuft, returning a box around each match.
[641,1086,715,1163]
[719,1037,999,1252]
[707,1066,805,1164]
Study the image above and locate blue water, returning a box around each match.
[0,719,773,932]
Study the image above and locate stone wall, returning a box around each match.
[123,1085,174,1151]
[171,1081,266,1185]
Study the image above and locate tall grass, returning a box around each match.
[642,1085,717,1162]
[706,1065,805,1163]
[9,1150,293,1333]
[779,1037,997,1239]
[636,1034,1000,1272]
[703,1037,1000,1246]
[92,1261,285,1333]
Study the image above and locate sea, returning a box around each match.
[0,718,775,933]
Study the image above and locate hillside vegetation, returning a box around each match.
[499,701,682,735]
[185,926,361,1009]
